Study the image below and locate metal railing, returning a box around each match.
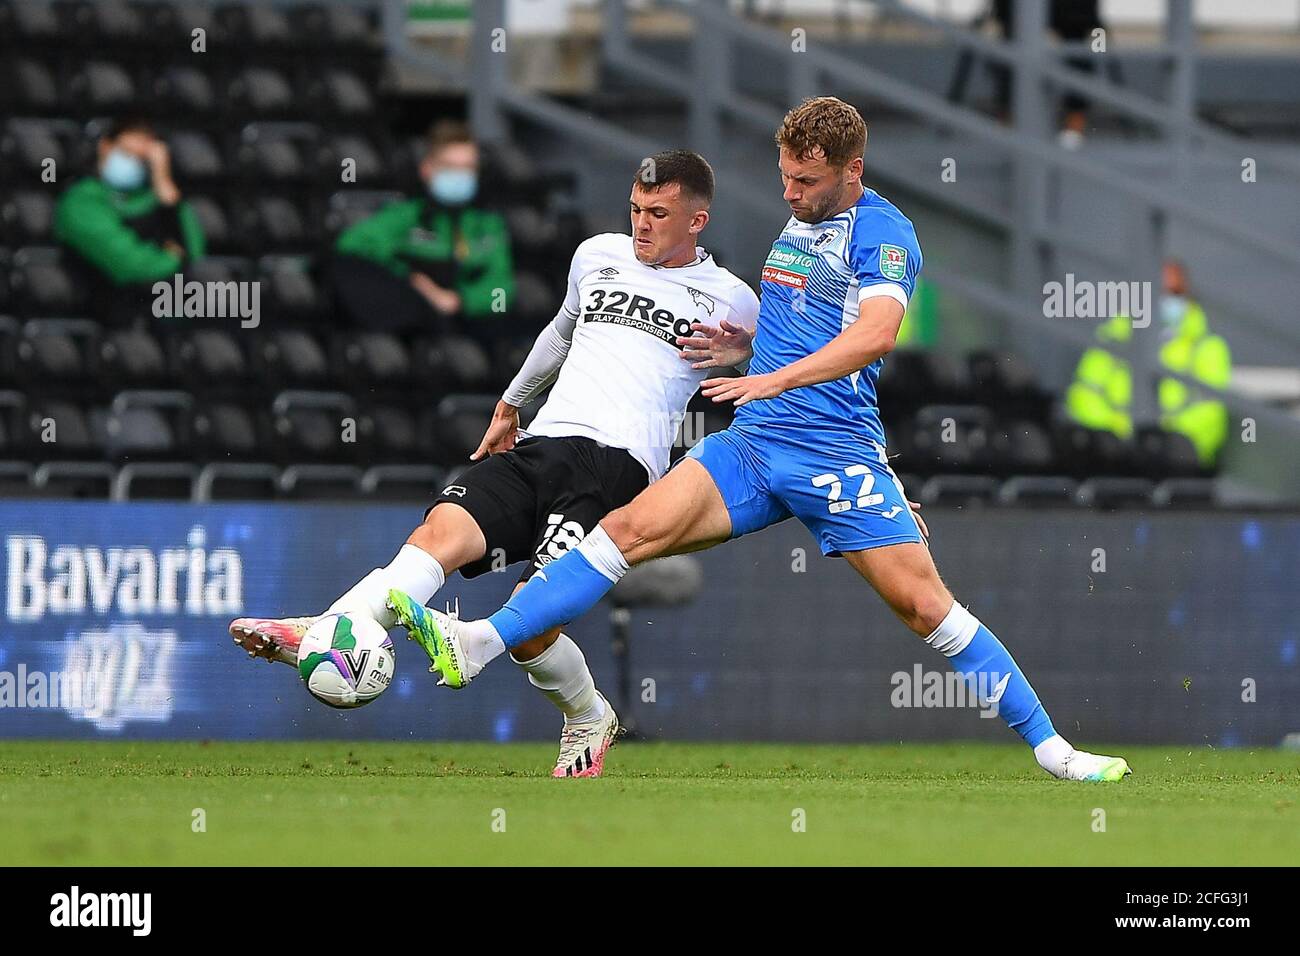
[385,0,1300,497]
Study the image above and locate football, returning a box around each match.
[296,613,395,709]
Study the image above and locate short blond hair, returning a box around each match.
[775,96,867,168]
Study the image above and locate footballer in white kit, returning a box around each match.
[229,149,758,777]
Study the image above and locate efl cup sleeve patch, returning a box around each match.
[879,243,908,282]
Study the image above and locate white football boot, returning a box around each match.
[552,693,621,778]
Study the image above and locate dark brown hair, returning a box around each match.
[633,149,715,205]
[775,96,867,168]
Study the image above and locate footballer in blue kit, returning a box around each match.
[388,97,1132,783]
[688,185,925,557]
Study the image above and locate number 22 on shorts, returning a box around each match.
[811,465,884,514]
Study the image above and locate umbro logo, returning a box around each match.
[597,267,620,279]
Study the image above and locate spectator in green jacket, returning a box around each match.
[54,117,205,323]
[332,120,514,333]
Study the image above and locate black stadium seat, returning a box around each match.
[1075,476,1155,510]
[431,394,497,466]
[920,474,1000,507]
[191,402,260,460]
[998,475,1079,508]
[413,334,491,394]
[2,192,56,244]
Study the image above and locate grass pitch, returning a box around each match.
[1,741,1296,866]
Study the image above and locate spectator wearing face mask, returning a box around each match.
[53,117,206,323]
[1066,260,1231,468]
[331,120,515,334]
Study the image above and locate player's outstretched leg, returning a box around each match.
[394,459,732,686]
[846,541,1131,783]
[513,621,621,776]
[230,503,481,666]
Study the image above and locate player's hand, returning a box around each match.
[700,371,786,407]
[908,499,928,540]
[410,273,461,315]
[470,401,520,460]
[676,319,754,370]
[144,140,181,205]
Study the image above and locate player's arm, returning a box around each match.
[701,296,903,406]
[471,242,588,460]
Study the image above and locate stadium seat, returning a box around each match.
[358,404,419,462]
[191,402,260,460]
[9,248,89,317]
[168,129,224,181]
[3,59,61,112]
[194,461,279,501]
[317,133,388,185]
[97,327,168,385]
[1075,476,1155,510]
[113,461,196,500]
[360,464,444,502]
[333,332,412,385]
[23,399,97,458]
[169,329,249,384]
[1136,427,1202,479]
[1152,477,1218,509]
[287,3,378,51]
[997,475,1080,508]
[31,460,115,498]
[187,195,234,252]
[413,334,491,394]
[1,120,71,178]
[919,474,1000,507]
[154,65,218,118]
[307,70,376,117]
[1,192,55,244]
[430,394,497,466]
[997,419,1055,474]
[279,463,362,499]
[513,270,560,320]
[908,404,994,474]
[13,319,92,384]
[270,390,356,463]
[104,390,194,460]
[256,330,330,386]
[324,190,405,234]
[0,0,61,45]
[67,60,138,112]
[228,69,296,118]
[236,125,310,180]
[261,261,325,318]
[0,460,34,496]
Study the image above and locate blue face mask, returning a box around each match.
[101,148,148,192]
[428,168,477,206]
[1160,295,1186,328]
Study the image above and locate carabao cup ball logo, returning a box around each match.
[297,613,395,709]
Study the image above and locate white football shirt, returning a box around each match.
[519,232,759,480]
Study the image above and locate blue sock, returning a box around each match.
[488,549,617,649]
[949,623,1057,747]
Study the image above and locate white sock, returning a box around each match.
[923,601,980,657]
[326,544,446,629]
[1033,733,1074,774]
[511,634,605,723]
[577,525,630,582]
[459,618,508,669]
